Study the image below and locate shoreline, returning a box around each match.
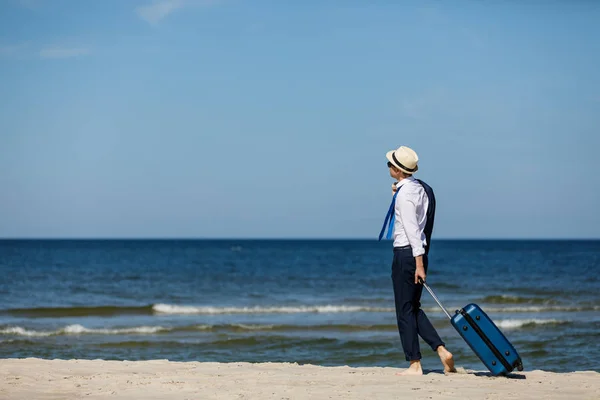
[1,358,599,400]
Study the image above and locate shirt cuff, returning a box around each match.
[412,246,425,257]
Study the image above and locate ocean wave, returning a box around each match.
[2,302,598,319]
[0,325,168,337]
[96,337,395,351]
[151,304,393,314]
[0,304,395,318]
[496,305,599,312]
[0,323,400,337]
[480,295,559,305]
[0,305,154,318]
[496,319,568,329]
[181,323,399,333]
[153,303,596,315]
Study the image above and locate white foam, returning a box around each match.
[496,319,565,329]
[60,324,167,335]
[497,295,520,300]
[152,304,393,315]
[0,325,167,337]
[495,305,600,312]
[232,323,274,330]
[0,327,53,337]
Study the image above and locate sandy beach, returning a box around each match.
[0,359,598,400]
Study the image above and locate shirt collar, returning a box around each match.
[396,175,415,189]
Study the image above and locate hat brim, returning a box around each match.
[386,150,418,174]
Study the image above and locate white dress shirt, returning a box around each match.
[393,176,429,257]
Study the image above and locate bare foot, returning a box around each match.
[437,346,456,373]
[396,360,423,376]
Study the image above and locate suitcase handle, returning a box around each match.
[419,278,452,320]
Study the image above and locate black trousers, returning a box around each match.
[391,246,445,361]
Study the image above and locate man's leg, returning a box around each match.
[412,257,444,350]
[413,254,456,373]
[391,249,423,374]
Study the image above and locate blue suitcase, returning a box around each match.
[421,280,524,376]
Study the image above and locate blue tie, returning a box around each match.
[378,189,399,241]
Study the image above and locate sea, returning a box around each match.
[1,239,598,373]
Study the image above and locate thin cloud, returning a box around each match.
[135,0,219,25]
[39,47,90,59]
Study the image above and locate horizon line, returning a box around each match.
[0,237,599,241]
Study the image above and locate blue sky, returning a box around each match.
[1,0,599,239]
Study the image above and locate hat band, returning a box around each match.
[392,152,416,173]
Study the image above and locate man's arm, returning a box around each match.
[397,192,426,284]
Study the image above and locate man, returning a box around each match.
[379,145,455,376]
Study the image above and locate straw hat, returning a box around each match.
[386,146,419,174]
